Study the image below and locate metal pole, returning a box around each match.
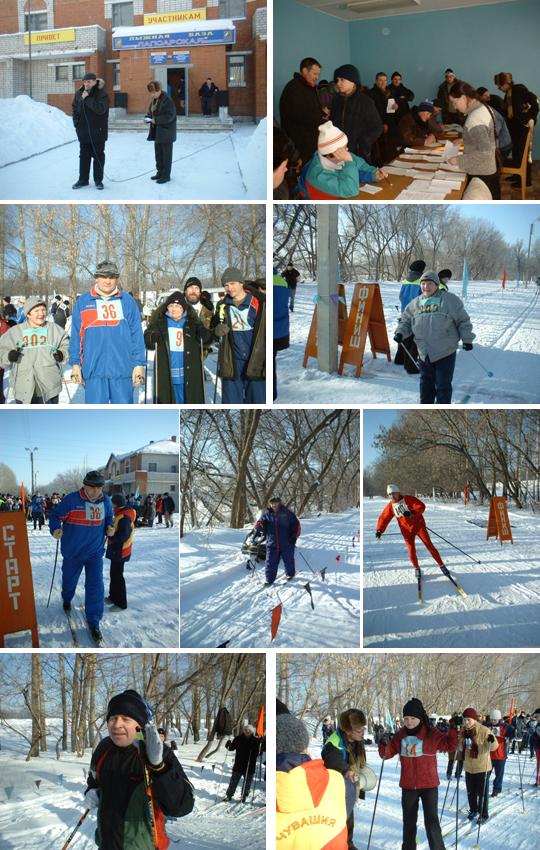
[316,205,339,374]
[26,2,33,99]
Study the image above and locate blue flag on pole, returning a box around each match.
[462,257,469,300]
[385,708,395,732]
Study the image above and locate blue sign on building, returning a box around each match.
[150,54,168,64]
[113,28,235,50]
[172,52,190,64]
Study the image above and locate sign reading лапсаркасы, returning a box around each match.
[113,28,235,50]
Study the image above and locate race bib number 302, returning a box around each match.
[22,326,49,348]
[168,326,184,352]
[85,502,104,523]
[95,299,124,323]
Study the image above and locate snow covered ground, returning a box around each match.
[3,523,179,649]
[180,509,361,648]
[363,498,540,648]
[275,280,540,404]
[0,721,265,850]
[0,97,266,200]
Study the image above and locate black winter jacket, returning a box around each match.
[280,73,325,165]
[146,93,177,143]
[72,80,109,144]
[226,734,260,775]
[330,89,383,162]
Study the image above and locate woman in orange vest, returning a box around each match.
[106,493,136,610]
[376,484,444,573]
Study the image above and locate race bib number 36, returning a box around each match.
[95,300,124,323]
[168,326,184,352]
[22,326,49,348]
[85,502,104,522]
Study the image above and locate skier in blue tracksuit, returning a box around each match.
[255,497,301,586]
[31,494,46,530]
[68,261,146,404]
[49,470,114,642]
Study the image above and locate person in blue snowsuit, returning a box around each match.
[49,470,114,642]
[31,493,46,530]
[394,258,425,375]
[69,261,146,404]
[255,496,300,586]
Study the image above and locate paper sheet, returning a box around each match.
[433,169,466,182]
[386,98,397,114]
[359,184,383,195]
[441,140,461,161]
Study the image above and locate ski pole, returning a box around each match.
[297,549,318,576]
[469,351,494,378]
[366,755,385,850]
[455,771,460,850]
[46,539,60,608]
[472,770,489,849]
[440,775,452,819]
[398,340,422,370]
[144,348,148,404]
[213,335,224,404]
[516,744,526,812]
[426,526,481,564]
[59,808,90,850]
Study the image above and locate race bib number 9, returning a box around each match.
[168,326,184,351]
[22,326,49,348]
[85,502,104,523]
[95,300,124,323]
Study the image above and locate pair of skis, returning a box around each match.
[415,564,467,603]
[64,602,104,647]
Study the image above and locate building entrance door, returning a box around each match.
[167,68,187,116]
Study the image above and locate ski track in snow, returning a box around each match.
[0,728,265,850]
[276,281,540,404]
[363,499,540,648]
[2,524,179,648]
[180,509,361,648]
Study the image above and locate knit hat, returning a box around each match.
[221,267,245,286]
[184,276,202,293]
[477,87,488,96]
[438,269,452,280]
[420,271,440,287]
[417,101,435,114]
[276,714,310,754]
[463,707,478,720]
[409,260,426,274]
[83,72,97,81]
[94,260,119,278]
[165,290,187,311]
[277,699,290,716]
[318,120,348,155]
[83,470,105,487]
[23,296,47,317]
[403,697,426,720]
[333,64,360,85]
[445,68,455,74]
[107,689,149,727]
[387,484,400,495]
[111,493,126,507]
[490,709,502,722]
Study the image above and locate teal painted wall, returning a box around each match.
[274,0,540,156]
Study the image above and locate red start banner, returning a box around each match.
[0,512,39,647]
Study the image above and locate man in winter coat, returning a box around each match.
[395,271,475,404]
[273,268,290,401]
[282,262,300,312]
[105,493,136,610]
[211,267,266,404]
[531,709,540,786]
[146,80,177,184]
[459,708,499,823]
[85,689,193,850]
[31,493,46,530]
[69,261,146,404]
[394,259,425,375]
[398,102,445,148]
[162,493,175,528]
[330,64,383,163]
[72,72,109,190]
[437,269,452,292]
[256,496,300,586]
[494,73,538,186]
[280,58,326,166]
[321,716,335,744]
[144,291,211,404]
[0,313,9,404]
[0,295,69,404]
[436,69,465,125]
[488,709,513,797]
[49,470,114,643]
[389,72,414,121]
[224,725,261,802]
[198,77,219,115]
[183,276,214,359]
[54,299,70,330]
[376,484,445,575]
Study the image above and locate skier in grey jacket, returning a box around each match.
[394,271,475,404]
[0,296,69,403]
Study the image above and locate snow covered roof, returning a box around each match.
[0,49,95,60]
[112,18,235,38]
[112,439,178,462]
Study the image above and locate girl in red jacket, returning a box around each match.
[376,484,444,571]
[378,697,458,850]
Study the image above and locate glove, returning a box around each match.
[84,788,100,810]
[214,322,230,338]
[394,332,403,343]
[147,331,160,345]
[144,721,164,766]
[225,740,232,750]
[403,510,412,518]
[375,531,382,539]
[8,348,22,363]
[52,529,63,540]
[52,350,64,362]
[379,733,390,746]
[144,116,152,123]
[462,343,473,351]
[487,734,495,743]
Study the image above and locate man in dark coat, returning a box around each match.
[494,73,538,186]
[279,57,326,166]
[389,72,414,121]
[282,261,300,311]
[105,493,136,610]
[255,496,301,586]
[72,72,109,190]
[224,726,261,802]
[398,102,445,148]
[436,68,465,125]
[198,77,219,114]
[146,80,177,184]
[54,299,70,329]
[330,64,383,163]
[368,72,400,164]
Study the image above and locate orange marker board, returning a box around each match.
[303,284,349,367]
[486,497,513,545]
[338,283,391,377]
[0,512,39,647]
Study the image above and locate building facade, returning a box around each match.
[102,436,179,508]
[0,0,266,119]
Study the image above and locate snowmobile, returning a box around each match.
[241,529,266,570]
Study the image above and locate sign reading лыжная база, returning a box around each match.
[113,28,235,50]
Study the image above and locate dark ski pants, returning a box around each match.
[16,395,59,404]
[62,553,104,628]
[79,141,105,183]
[108,557,127,609]
[265,544,295,584]
[395,334,420,374]
[226,770,254,800]
[84,377,133,404]
[447,755,463,779]
[465,770,490,818]
[32,511,44,530]
[221,376,266,404]
[154,141,173,180]
[401,787,445,850]
[201,96,213,115]
[419,352,456,404]
[491,759,506,793]
[403,526,444,569]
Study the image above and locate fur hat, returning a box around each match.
[409,260,426,274]
[276,714,310,754]
[111,493,126,507]
[318,120,348,155]
[107,689,149,727]
[438,269,452,280]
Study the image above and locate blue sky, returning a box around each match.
[363,410,402,468]
[458,204,540,245]
[1,410,178,488]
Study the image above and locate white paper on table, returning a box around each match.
[384,165,410,175]
[386,98,397,114]
[359,184,383,195]
[406,170,433,180]
[441,140,461,161]
[424,141,444,148]
[433,170,466,182]
[439,162,461,172]
[431,178,462,191]
[410,162,440,171]
[404,147,426,154]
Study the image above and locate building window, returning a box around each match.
[112,2,134,27]
[55,66,69,82]
[112,61,120,89]
[228,55,246,87]
[171,465,177,473]
[219,0,246,19]
[24,12,49,32]
[72,64,86,81]
[171,485,176,492]
[148,462,157,472]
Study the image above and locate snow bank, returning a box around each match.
[0,95,77,167]
[235,117,267,199]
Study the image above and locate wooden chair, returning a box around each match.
[501,126,532,199]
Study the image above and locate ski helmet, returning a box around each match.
[490,709,502,722]
[83,470,105,487]
[387,484,400,495]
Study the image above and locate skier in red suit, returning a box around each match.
[376,484,444,569]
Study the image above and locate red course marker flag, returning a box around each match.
[256,704,265,737]
[271,604,282,641]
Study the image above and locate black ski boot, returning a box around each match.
[63,600,71,612]
[91,626,103,644]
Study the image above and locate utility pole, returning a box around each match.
[526,215,540,284]
[24,1,33,99]
[25,446,39,493]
